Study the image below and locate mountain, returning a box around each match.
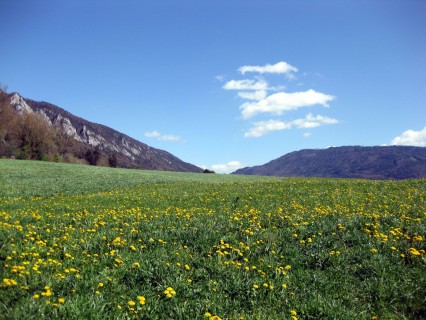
[233,146,426,179]
[7,92,202,172]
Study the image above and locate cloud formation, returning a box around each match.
[239,61,298,78]
[144,130,182,142]
[291,113,339,129]
[223,79,268,91]
[245,113,339,138]
[391,127,426,146]
[202,161,245,174]
[222,60,338,137]
[237,90,267,101]
[244,120,292,138]
[240,89,335,119]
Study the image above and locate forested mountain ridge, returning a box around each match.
[233,146,426,179]
[0,90,202,172]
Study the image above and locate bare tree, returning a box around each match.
[0,88,17,157]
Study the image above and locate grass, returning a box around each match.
[0,160,275,197]
[0,159,425,319]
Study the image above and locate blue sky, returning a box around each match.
[1,0,425,173]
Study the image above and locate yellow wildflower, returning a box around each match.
[137,296,146,305]
[409,248,421,256]
[164,287,176,298]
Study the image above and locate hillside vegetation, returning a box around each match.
[0,160,425,319]
[1,90,202,172]
[0,90,80,164]
[234,146,426,180]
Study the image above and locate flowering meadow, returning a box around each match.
[0,160,425,319]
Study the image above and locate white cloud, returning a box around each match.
[239,61,298,78]
[391,127,426,146]
[144,130,161,138]
[291,113,339,129]
[144,131,183,142]
[245,113,339,138]
[223,79,268,91]
[202,161,245,174]
[159,134,182,142]
[240,89,335,119]
[244,119,292,138]
[237,90,267,101]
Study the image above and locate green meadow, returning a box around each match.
[0,160,425,319]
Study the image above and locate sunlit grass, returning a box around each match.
[0,160,425,319]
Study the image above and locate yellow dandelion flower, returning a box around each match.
[58,298,65,304]
[409,248,421,256]
[164,287,176,298]
[137,296,146,305]
[128,300,136,306]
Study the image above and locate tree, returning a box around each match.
[54,129,77,159]
[14,112,56,160]
[1,89,83,162]
[0,88,17,157]
[108,153,118,168]
[85,147,101,165]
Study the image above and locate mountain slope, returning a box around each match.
[8,92,202,172]
[233,146,426,179]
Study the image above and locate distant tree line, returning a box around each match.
[0,88,119,167]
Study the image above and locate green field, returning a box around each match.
[0,160,425,319]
